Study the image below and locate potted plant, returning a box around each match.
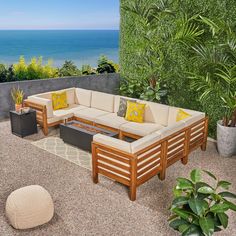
[11,87,24,112]
[217,91,236,157]
[169,169,236,236]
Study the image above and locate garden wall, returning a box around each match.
[0,73,120,120]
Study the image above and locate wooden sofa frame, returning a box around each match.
[92,117,208,201]
[24,99,208,201]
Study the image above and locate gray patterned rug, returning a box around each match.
[32,137,92,170]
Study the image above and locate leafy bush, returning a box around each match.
[59,60,81,77]
[0,64,7,82]
[169,169,236,236]
[81,64,97,75]
[97,55,117,74]
[120,0,236,137]
[13,56,58,80]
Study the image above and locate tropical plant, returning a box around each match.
[120,1,204,103]
[11,87,24,105]
[97,55,116,74]
[189,18,236,127]
[169,169,236,236]
[59,60,81,77]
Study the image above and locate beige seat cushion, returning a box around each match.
[74,108,109,122]
[91,91,115,112]
[94,134,131,153]
[156,121,186,139]
[75,88,92,107]
[62,88,76,105]
[53,104,87,117]
[168,107,205,126]
[120,122,164,137]
[131,132,161,154]
[95,113,129,129]
[6,185,54,230]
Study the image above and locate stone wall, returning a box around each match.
[0,73,120,120]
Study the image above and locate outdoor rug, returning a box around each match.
[32,137,92,170]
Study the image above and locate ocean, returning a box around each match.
[0,30,119,67]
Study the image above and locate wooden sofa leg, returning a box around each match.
[181,156,188,165]
[201,117,209,151]
[129,185,137,201]
[92,144,98,184]
[119,131,124,140]
[129,158,137,201]
[43,125,48,136]
[158,170,166,181]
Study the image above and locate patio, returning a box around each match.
[1,120,235,236]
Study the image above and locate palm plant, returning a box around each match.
[189,17,236,127]
[121,0,204,103]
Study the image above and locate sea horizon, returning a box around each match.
[0,30,119,68]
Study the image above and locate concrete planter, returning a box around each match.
[217,121,236,158]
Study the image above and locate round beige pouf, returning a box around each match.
[5,185,54,230]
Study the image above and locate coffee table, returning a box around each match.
[60,120,119,152]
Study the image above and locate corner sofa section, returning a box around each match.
[24,87,208,200]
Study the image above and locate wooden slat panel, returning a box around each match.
[97,149,130,164]
[191,124,205,133]
[98,162,130,178]
[167,151,184,167]
[138,156,160,170]
[190,137,204,149]
[168,141,184,152]
[97,156,130,171]
[137,167,162,186]
[191,130,204,138]
[137,160,160,177]
[98,169,130,186]
[167,146,184,158]
[135,141,162,156]
[137,147,161,163]
[168,134,185,146]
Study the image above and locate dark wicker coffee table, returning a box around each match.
[60,120,118,152]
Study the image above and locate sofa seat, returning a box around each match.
[120,122,164,137]
[74,108,109,122]
[53,104,87,117]
[94,113,129,129]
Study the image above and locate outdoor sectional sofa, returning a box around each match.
[24,87,208,200]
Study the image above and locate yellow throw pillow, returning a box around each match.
[125,101,146,123]
[51,91,68,110]
[176,109,191,122]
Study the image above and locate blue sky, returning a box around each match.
[0,0,120,30]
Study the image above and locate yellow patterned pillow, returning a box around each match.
[51,91,68,110]
[125,101,146,123]
[176,109,191,122]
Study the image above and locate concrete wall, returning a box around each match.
[0,73,120,120]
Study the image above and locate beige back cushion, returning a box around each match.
[63,88,75,105]
[168,107,205,126]
[91,91,115,112]
[37,88,75,105]
[75,88,92,107]
[138,101,169,126]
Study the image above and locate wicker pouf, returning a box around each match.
[5,185,54,229]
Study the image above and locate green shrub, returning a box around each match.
[97,55,117,74]
[59,60,81,77]
[13,56,58,80]
[120,0,236,138]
